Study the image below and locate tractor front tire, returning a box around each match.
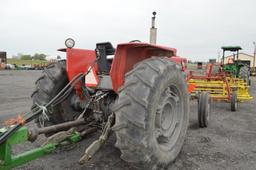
[31,61,70,130]
[198,92,211,128]
[113,57,189,169]
[231,91,238,112]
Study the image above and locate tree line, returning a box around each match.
[19,53,47,60]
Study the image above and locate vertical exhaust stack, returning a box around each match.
[150,11,157,44]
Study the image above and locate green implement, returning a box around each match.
[222,46,242,78]
[0,127,81,170]
[221,46,250,85]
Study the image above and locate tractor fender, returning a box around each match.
[110,42,177,93]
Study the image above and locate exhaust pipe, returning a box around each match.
[149,11,157,44]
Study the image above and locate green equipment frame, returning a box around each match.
[221,46,243,77]
[0,127,81,170]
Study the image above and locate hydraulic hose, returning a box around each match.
[0,58,99,145]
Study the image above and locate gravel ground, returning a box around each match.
[0,70,256,170]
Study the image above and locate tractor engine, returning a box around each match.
[70,90,116,122]
[57,41,117,124]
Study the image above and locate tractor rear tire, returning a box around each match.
[198,92,211,128]
[31,61,73,132]
[113,57,189,170]
[239,66,250,85]
[231,91,238,112]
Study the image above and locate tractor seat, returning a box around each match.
[96,42,115,74]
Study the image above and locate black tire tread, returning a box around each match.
[231,91,237,112]
[239,66,250,85]
[113,57,189,169]
[31,60,68,127]
[198,92,210,128]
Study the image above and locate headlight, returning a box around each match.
[65,38,75,48]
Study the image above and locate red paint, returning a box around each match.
[59,48,98,97]
[65,48,98,81]
[169,56,188,72]
[205,63,213,77]
[60,42,177,94]
[110,42,176,93]
[188,83,196,93]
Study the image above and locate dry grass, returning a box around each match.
[7,59,48,66]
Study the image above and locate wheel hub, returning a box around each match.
[161,103,173,130]
[155,85,182,151]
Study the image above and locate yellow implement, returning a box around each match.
[188,78,253,102]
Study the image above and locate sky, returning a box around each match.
[0,0,255,61]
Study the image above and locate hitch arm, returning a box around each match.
[0,126,82,170]
[79,113,114,164]
[0,127,57,170]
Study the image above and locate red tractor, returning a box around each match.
[31,39,189,169]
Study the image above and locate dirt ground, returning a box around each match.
[0,70,256,170]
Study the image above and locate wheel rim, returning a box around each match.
[155,85,183,152]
